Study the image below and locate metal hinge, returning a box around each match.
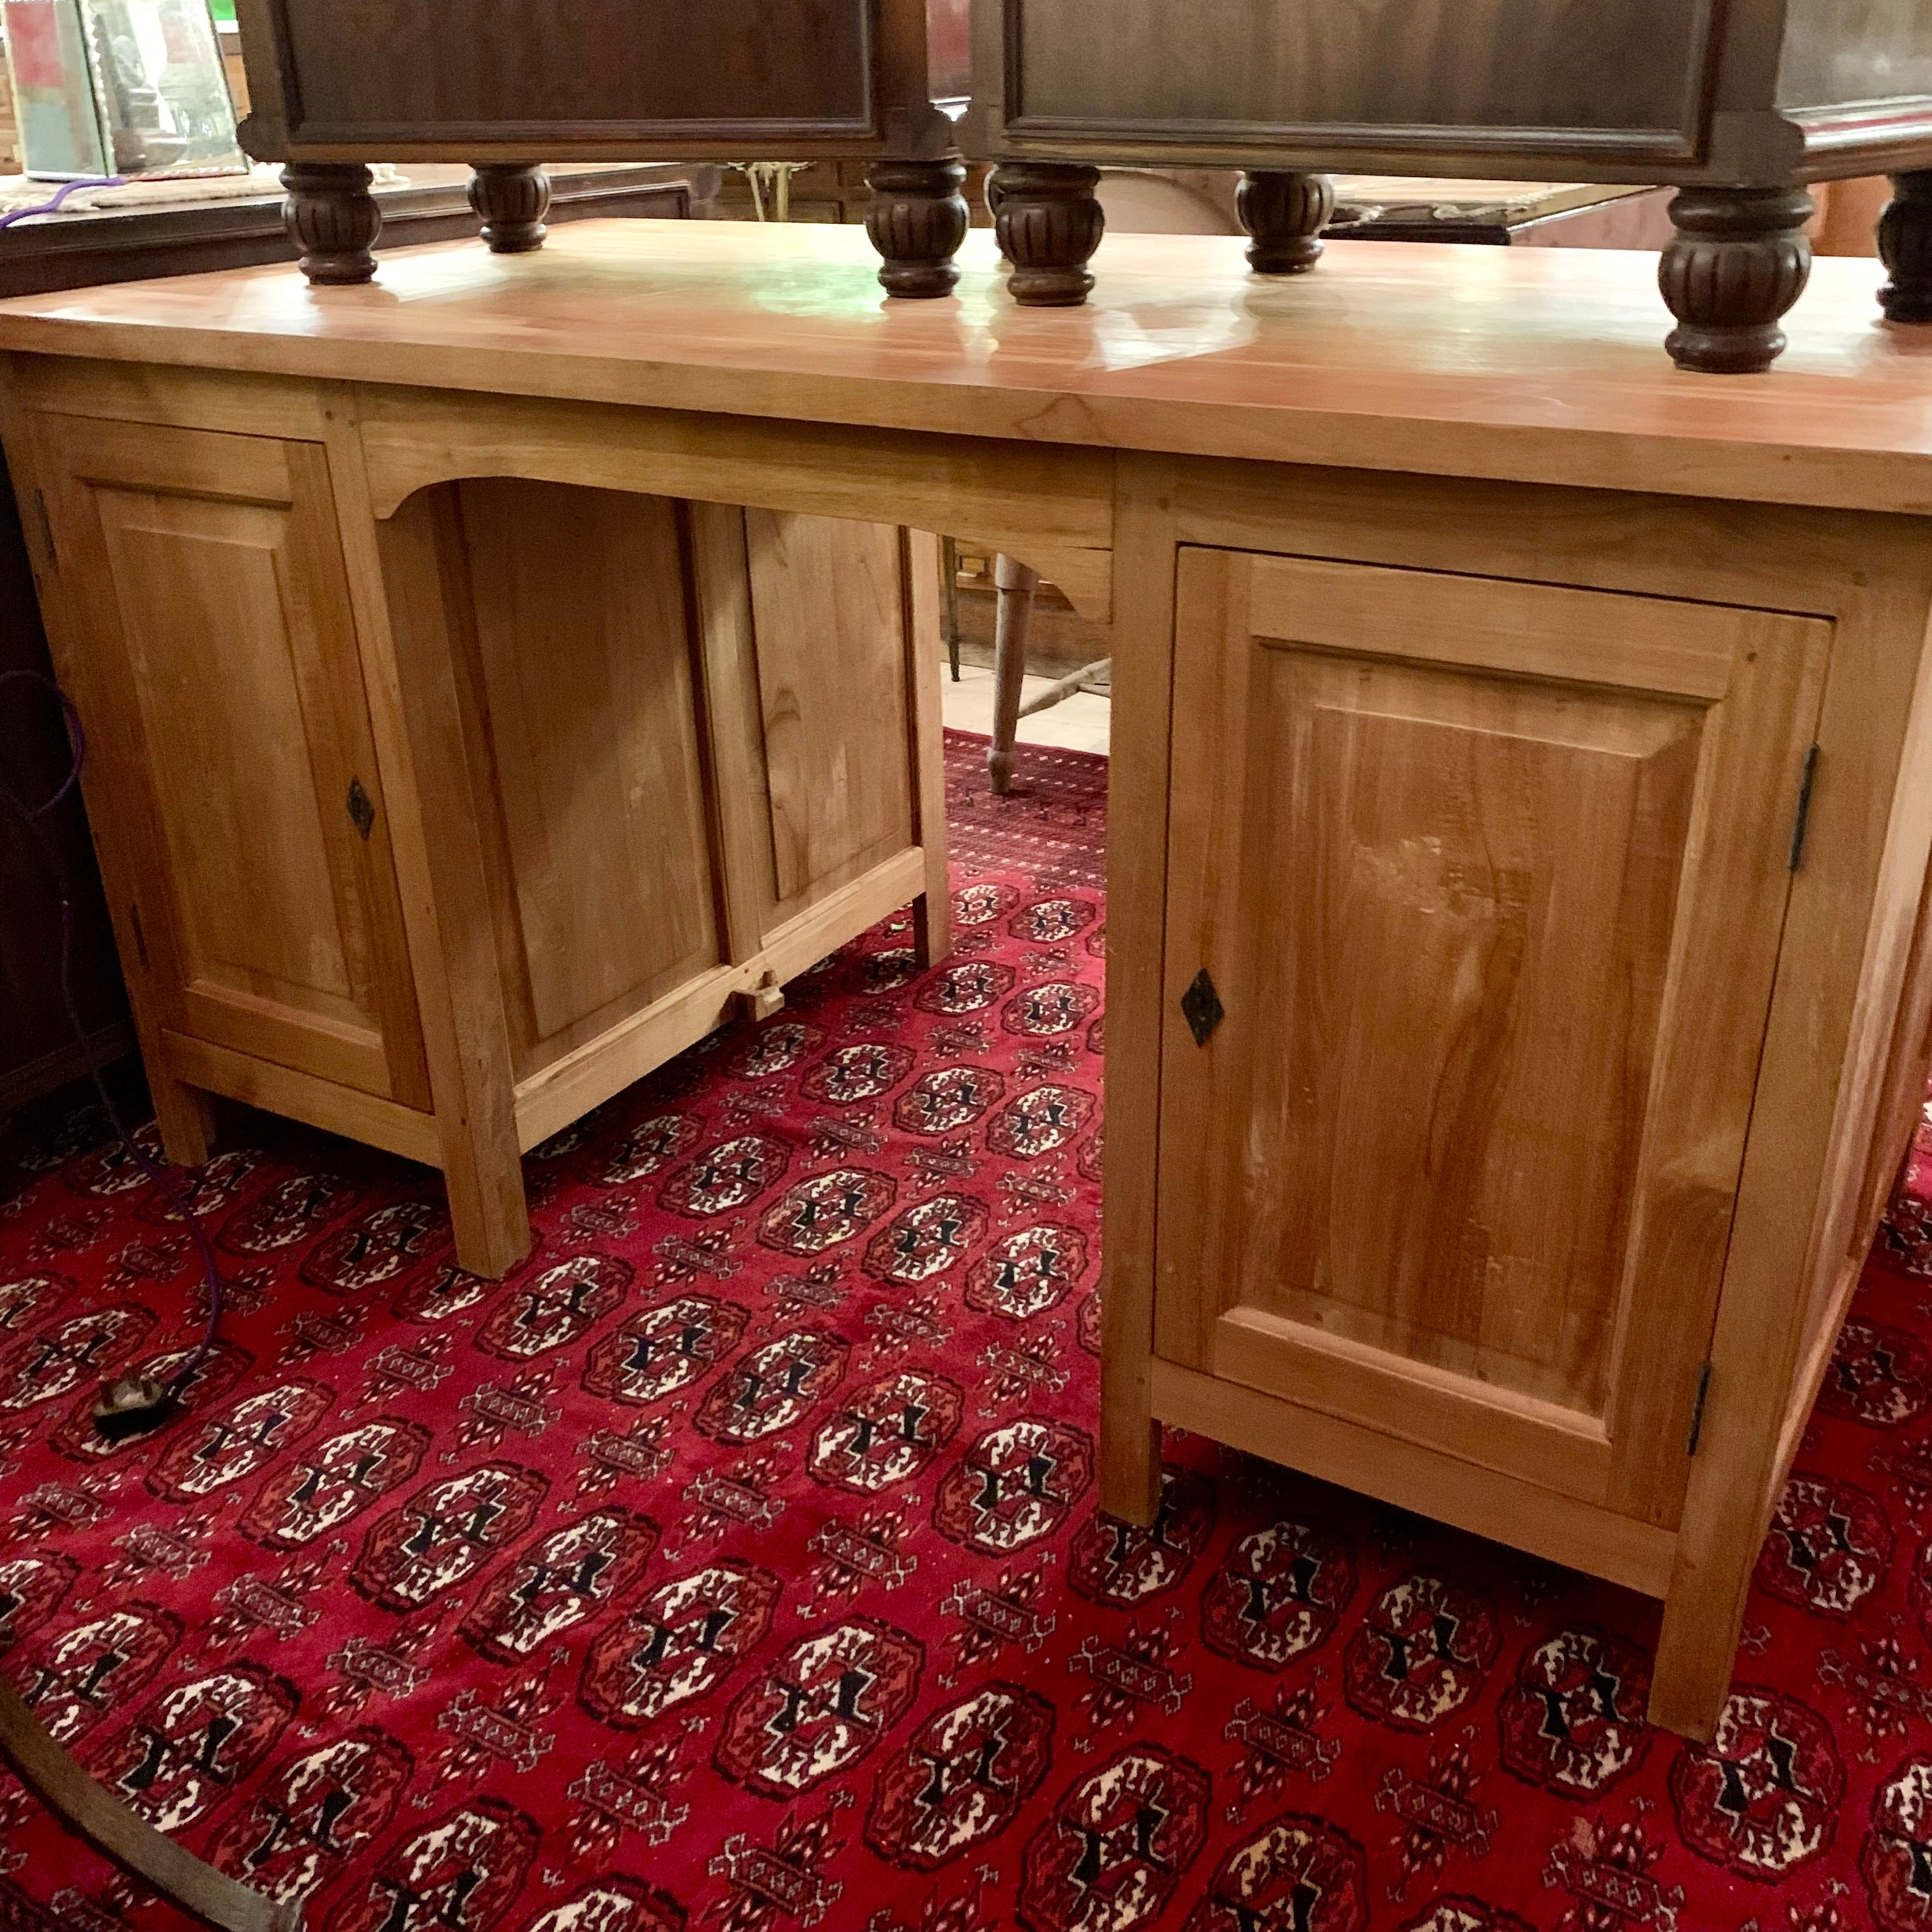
[1686,1361,1713,1456]
[1788,744,1820,871]
[345,778,375,841]
[1180,967,1224,1046]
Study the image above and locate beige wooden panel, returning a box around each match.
[1247,552,1742,699]
[446,479,724,1079]
[43,418,425,1103]
[742,509,916,930]
[1156,547,1830,1522]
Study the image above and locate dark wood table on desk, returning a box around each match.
[0,163,716,1116]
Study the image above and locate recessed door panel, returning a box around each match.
[1156,548,1830,1525]
[450,479,722,1078]
[43,417,424,1103]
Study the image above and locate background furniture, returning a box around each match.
[3,218,1927,1744]
[0,162,714,1123]
[8,361,949,1276]
[966,0,1932,368]
[231,0,972,294]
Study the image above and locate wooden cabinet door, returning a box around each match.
[36,416,425,1104]
[1156,548,1832,1528]
[696,506,917,943]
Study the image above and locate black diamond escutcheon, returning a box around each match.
[346,777,376,841]
[1180,968,1224,1046]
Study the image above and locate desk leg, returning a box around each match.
[327,426,530,1280]
[1098,457,1181,1528]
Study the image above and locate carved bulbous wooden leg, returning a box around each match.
[1878,172,1932,323]
[1658,186,1814,374]
[280,162,380,286]
[992,162,1105,307]
[470,164,551,254]
[864,158,968,298]
[1237,170,1335,275]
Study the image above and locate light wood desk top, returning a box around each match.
[0,220,1926,515]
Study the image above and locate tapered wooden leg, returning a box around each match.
[1659,186,1813,374]
[1238,170,1335,275]
[469,164,551,254]
[152,1077,216,1168]
[865,158,969,299]
[988,554,1039,795]
[280,162,381,286]
[992,162,1105,307]
[1879,172,1932,323]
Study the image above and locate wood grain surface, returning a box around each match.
[0,222,1926,513]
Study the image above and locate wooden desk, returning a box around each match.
[1,221,1928,1746]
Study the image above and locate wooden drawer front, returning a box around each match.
[441,479,724,1082]
[39,416,425,1104]
[1155,548,1830,1526]
[698,507,918,944]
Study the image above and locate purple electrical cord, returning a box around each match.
[0,177,126,230]
[1,666,224,1408]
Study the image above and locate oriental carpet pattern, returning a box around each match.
[2,733,1932,1932]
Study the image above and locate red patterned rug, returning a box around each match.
[4,730,1932,1932]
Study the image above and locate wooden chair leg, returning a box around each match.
[989,555,1040,795]
[0,1682,299,1932]
[941,536,962,682]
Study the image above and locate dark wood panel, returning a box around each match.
[272,0,874,131]
[1778,0,1932,112]
[1005,0,1718,143]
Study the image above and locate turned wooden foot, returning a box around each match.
[1879,172,1932,323]
[1238,170,1335,275]
[280,162,380,286]
[865,158,968,298]
[1659,186,1813,374]
[470,164,551,254]
[992,162,1105,307]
